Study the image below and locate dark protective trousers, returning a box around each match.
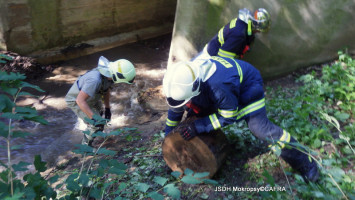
[245,108,283,143]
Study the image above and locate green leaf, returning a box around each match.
[48,175,59,184]
[342,146,353,155]
[21,81,44,92]
[65,173,80,192]
[184,168,193,176]
[181,175,201,184]
[164,184,181,199]
[0,94,14,112]
[34,155,46,172]
[274,147,281,156]
[262,170,275,186]
[18,91,36,97]
[203,179,219,185]
[4,192,25,199]
[322,159,336,166]
[123,127,138,131]
[200,193,209,199]
[12,161,30,172]
[82,130,91,135]
[2,87,19,96]
[15,106,37,114]
[89,187,102,199]
[109,129,123,136]
[92,131,107,137]
[10,145,23,150]
[26,116,48,125]
[12,131,31,138]
[1,112,23,120]
[72,144,95,155]
[193,172,210,179]
[0,54,13,60]
[154,176,168,186]
[148,191,164,200]
[0,71,25,81]
[313,191,325,198]
[334,112,350,122]
[96,147,116,155]
[108,167,126,175]
[22,113,39,119]
[135,182,150,193]
[114,182,127,194]
[108,160,127,170]
[171,171,181,178]
[313,138,321,148]
[78,174,90,186]
[329,167,345,181]
[99,159,109,168]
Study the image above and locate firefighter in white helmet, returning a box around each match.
[194,8,271,61]
[163,57,319,183]
[65,56,136,146]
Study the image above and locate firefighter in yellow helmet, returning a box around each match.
[65,56,136,146]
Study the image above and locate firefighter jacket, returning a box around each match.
[206,18,255,59]
[165,57,266,135]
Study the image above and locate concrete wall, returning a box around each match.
[168,0,355,79]
[0,0,176,63]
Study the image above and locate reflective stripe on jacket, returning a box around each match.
[207,18,255,59]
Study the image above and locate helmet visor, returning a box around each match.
[166,77,201,108]
[166,97,186,107]
[112,72,135,83]
[128,76,135,83]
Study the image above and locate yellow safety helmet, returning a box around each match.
[108,59,136,84]
[97,56,136,84]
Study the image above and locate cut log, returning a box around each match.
[162,117,230,178]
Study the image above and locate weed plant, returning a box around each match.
[1,51,354,199]
[222,50,354,199]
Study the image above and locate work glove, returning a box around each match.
[104,108,112,120]
[180,123,198,140]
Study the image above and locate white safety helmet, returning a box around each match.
[163,61,201,108]
[252,8,271,33]
[97,56,136,84]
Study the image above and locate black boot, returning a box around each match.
[280,137,319,183]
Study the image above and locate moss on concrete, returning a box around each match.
[28,0,61,50]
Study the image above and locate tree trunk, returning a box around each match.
[162,117,230,178]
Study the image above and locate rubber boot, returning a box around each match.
[280,137,319,183]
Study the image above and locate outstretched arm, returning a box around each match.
[76,90,94,119]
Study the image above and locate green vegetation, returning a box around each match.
[262,50,355,200]
[0,69,55,199]
[221,50,354,199]
[0,51,354,199]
